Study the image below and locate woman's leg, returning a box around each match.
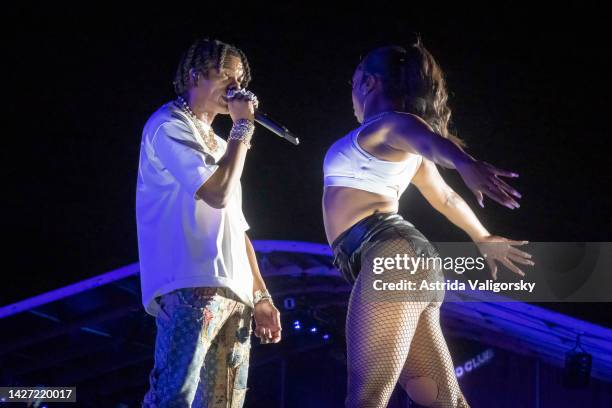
[345,238,435,408]
[399,303,470,407]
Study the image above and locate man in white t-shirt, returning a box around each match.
[137,38,281,407]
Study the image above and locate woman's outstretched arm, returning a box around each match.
[411,158,534,279]
[385,112,522,210]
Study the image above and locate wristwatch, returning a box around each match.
[253,289,273,306]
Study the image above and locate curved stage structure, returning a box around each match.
[1,240,611,407]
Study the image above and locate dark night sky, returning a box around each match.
[4,5,611,325]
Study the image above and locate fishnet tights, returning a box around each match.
[345,238,469,408]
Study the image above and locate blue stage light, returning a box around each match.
[323,334,330,340]
[310,327,318,333]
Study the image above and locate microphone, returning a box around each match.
[254,111,300,146]
[226,88,300,146]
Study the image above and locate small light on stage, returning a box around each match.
[323,334,330,340]
[310,327,318,333]
[293,320,301,330]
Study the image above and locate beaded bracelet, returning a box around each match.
[229,119,255,149]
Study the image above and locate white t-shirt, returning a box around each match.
[136,102,253,316]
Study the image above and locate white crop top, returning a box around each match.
[323,120,422,199]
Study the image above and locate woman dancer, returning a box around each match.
[323,39,533,407]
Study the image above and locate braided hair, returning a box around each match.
[360,37,465,147]
[173,38,252,95]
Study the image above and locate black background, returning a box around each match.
[4,5,611,325]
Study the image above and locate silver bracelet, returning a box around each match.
[253,289,273,306]
[228,119,254,149]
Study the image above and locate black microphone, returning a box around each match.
[254,111,300,146]
[226,88,300,146]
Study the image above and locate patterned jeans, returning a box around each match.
[143,287,253,407]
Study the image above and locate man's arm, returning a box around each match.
[245,233,282,344]
[196,93,254,209]
[245,233,267,294]
[196,139,248,208]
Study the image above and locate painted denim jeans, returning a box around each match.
[143,287,253,407]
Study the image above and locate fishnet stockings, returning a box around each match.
[345,238,469,408]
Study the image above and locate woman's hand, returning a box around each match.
[253,300,282,344]
[474,235,534,280]
[456,158,522,210]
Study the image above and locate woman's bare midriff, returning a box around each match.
[323,186,399,245]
